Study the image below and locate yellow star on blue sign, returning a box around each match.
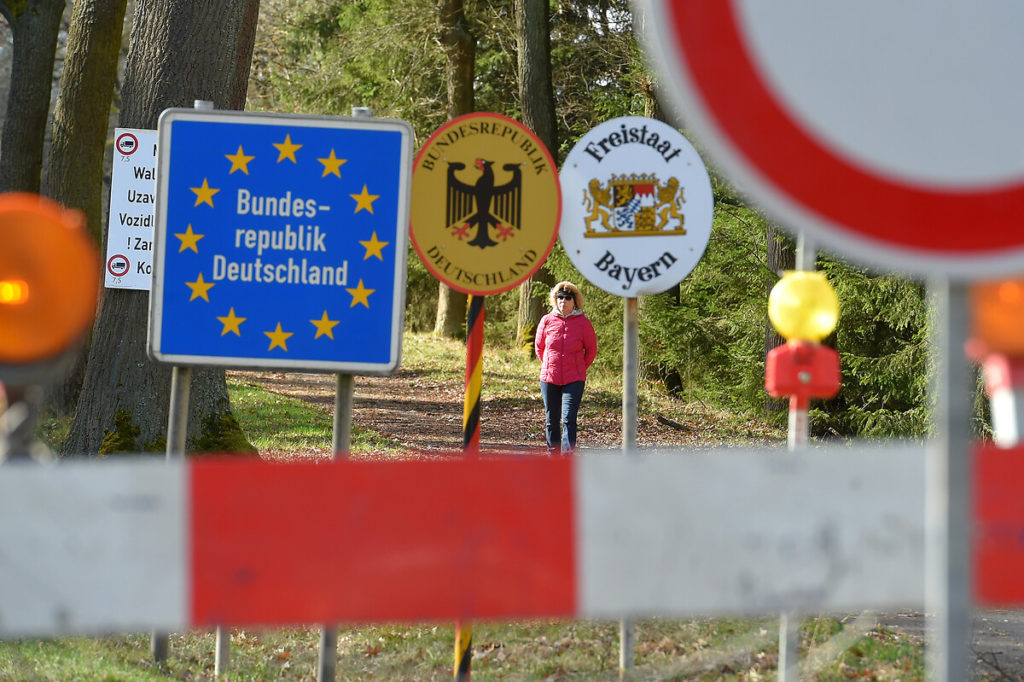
[191,179,219,207]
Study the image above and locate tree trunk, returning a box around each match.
[643,75,664,121]
[62,0,260,456]
[515,272,552,349]
[434,0,473,338]
[47,0,128,243]
[638,2,668,126]
[434,286,468,339]
[764,222,796,415]
[44,0,129,416]
[0,0,65,193]
[513,0,556,350]
[515,0,555,152]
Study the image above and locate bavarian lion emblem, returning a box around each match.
[583,174,686,237]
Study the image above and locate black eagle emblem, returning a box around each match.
[446,158,522,249]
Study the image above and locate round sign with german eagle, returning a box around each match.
[560,116,713,297]
[410,113,561,295]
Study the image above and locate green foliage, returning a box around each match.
[550,1,648,158]
[256,0,448,134]
[639,204,775,412]
[194,411,258,454]
[97,410,140,454]
[254,0,514,139]
[814,259,931,437]
[404,244,438,333]
[634,205,939,438]
[97,408,258,455]
[254,0,646,156]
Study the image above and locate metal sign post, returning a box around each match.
[0,385,48,463]
[152,364,191,664]
[315,104,373,682]
[776,231,817,682]
[786,234,816,449]
[926,280,973,682]
[318,373,355,681]
[620,297,639,678]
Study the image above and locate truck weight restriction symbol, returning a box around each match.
[116,132,139,156]
[107,253,130,277]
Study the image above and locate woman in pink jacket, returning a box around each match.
[535,281,598,455]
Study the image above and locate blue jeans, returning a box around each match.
[540,381,585,454]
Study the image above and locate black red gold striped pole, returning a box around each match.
[454,623,473,681]
[463,295,484,456]
[456,294,484,680]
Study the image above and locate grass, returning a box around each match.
[0,617,924,681]
[402,331,472,378]
[16,333,922,680]
[227,373,406,458]
[36,411,72,454]
[229,377,333,456]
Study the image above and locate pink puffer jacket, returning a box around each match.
[535,310,598,385]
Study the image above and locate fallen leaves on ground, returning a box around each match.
[230,368,785,461]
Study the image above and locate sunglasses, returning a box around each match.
[556,293,574,300]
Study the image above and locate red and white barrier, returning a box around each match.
[1,444,1019,638]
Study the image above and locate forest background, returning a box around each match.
[244,0,939,440]
[0,0,957,450]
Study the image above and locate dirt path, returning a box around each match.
[232,368,779,456]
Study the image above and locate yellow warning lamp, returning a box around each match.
[768,270,840,342]
[0,193,99,373]
[970,278,1024,356]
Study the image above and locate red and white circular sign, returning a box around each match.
[107,253,130,277]
[639,0,1024,278]
[116,132,139,156]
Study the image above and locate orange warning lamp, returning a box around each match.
[0,193,100,369]
[970,278,1024,356]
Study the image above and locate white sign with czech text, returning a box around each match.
[104,128,157,290]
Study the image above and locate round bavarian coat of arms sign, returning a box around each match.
[410,112,561,296]
[560,116,713,297]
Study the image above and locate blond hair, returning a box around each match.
[549,281,583,310]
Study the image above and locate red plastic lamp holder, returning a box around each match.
[765,340,841,403]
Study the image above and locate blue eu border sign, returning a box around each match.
[148,109,413,374]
